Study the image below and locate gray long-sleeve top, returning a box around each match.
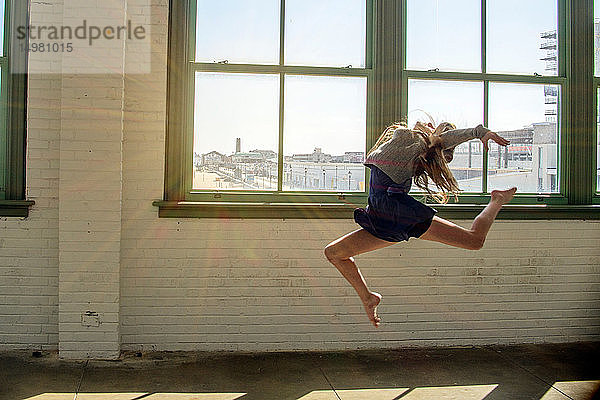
[364,124,491,185]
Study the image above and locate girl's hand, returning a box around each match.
[481,131,510,152]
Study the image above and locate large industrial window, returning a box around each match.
[0,0,30,217]
[158,0,599,218]
[157,0,375,218]
[403,0,562,197]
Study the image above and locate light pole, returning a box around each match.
[322,168,326,190]
[335,165,338,189]
[304,167,308,189]
[348,170,352,190]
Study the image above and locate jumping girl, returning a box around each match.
[324,121,517,327]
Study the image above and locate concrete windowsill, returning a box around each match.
[0,200,36,218]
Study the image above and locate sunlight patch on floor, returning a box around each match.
[399,384,498,400]
[298,384,497,400]
[24,393,247,400]
[295,390,339,400]
[540,380,600,400]
[22,384,501,400]
[335,388,410,399]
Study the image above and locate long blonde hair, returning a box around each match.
[368,121,461,204]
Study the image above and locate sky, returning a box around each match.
[193,0,559,157]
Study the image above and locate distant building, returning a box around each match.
[532,122,558,192]
[495,128,534,165]
[201,150,227,167]
[249,149,277,161]
[330,151,364,163]
[540,29,558,123]
[540,22,600,123]
[540,24,600,189]
[493,123,557,192]
[197,141,367,190]
[291,148,332,163]
[235,138,241,153]
[231,152,264,163]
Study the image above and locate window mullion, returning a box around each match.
[183,0,196,198]
[558,0,568,197]
[0,57,6,197]
[0,1,6,199]
[405,70,565,85]
[566,0,595,204]
[481,0,486,74]
[400,0,408,121]
[278,72,284,192]
[365,0,374,70]
[188,0,197,63]
[277,0,285,192]
[558,0,567,78]
[482,0,488,194]
[483,80,489,194]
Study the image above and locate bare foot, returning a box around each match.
[491,187,517,205]
[362,292,382,328]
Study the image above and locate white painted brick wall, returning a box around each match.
[54,0,127,359]
[119,218,600,352]
[1,0,599,358]
[0,20,61,352]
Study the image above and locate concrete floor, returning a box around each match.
[1,342,599,400]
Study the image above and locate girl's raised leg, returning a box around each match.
[324,228,396,327]
[419,187,517,249]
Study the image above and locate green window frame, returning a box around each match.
[0,0,5,201]
[0,0,32,217]
[595,0,600,197]
[156,0,600,218]
[596,81,600,196]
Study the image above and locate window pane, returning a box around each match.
[487,0,558,76]
[195,0,280,64]
[193,72,279,191]
[283,75,366,192]
[285,0,366,67]
[488,83,559,193]
[408,79,485,192]
[407,0,480,72]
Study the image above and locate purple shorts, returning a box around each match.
[354,191,437,242]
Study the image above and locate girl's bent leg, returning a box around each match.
[420,187,517,249]
[324,228,396,327]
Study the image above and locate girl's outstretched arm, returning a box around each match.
[437,124,491,150]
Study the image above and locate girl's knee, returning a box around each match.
[324,244,348,262]
[324,244,338,261]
